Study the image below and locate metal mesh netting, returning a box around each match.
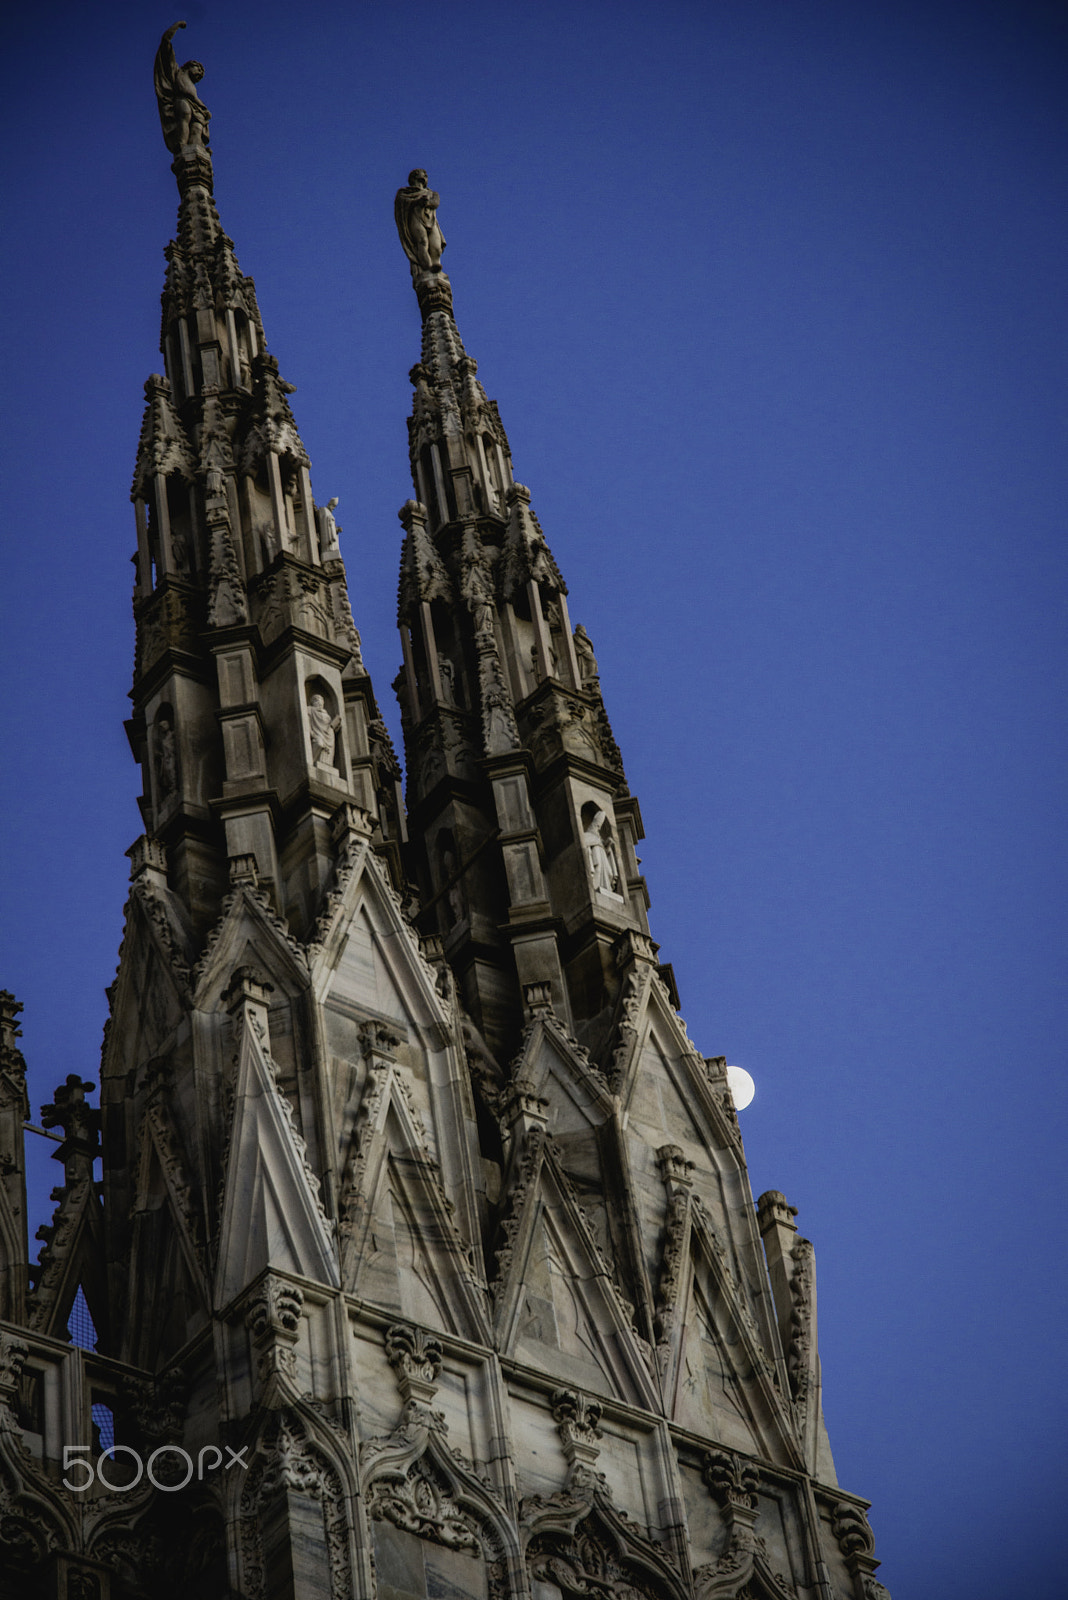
[91,1401,115,1452]
[67,1283,98,1351]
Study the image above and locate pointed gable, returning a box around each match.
[491,1125,658,1410]
[214,977,337,1307]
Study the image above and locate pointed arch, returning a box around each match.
[520,1485,690,1600]
[361,1399,520,1600]
[234,1404,358,1600]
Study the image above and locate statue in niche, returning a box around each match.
[307,694,341,769]
[153,23,211,153]
[473,597,495,640]
[437,652,457,706]
[486,692,515,753]
[394,170,446,275]
[317,497,341,558]
[574,624,598,681]
[170,526,190,575]
[582,805,621,895]
[530,636,559,683]
[440,844,464,923]
[154,717,178,797]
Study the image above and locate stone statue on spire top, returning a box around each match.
[154,22,211,153]
[395,170,447,276]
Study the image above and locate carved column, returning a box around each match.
[757,1190,821,1470]
[757,1190,799,1360]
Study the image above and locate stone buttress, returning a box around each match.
[0,32,889,1600]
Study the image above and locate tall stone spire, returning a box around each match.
[393,173,651,1061]
[130,24,404,940]
[0,46,889,1598]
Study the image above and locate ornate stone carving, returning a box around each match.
[125,1369,187,1443]
[522,1493,685,1600]
[239,1413,353,1600]
[136,585,198,674]
[361,1396,510,1599]
[829,1500,888,1600]
[130,875,193,996]
[703,1452,759,1512]
[551,1391,607,1491]
[788,1238,814,1413]
[395,170,447,275]
[359,1020,404,1061]
[582,805,622,896]
[153,715,178,797]
[385,1323,444,1405]
[134,1084,203,1262]
[368,1454,482,1553]
[522,981,555,1019]
[694,1454,796,1600]
[574,624,598,680]
[337,1055,390,1253]
[247,1278,305,1384]
[653,1189,691,1360]
[830,1500,875,1560]
[154,23,211,153]
[0,1332,28,1413]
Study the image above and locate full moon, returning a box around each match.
[726,1064,756,1110]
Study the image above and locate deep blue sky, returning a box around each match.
[2,4,1066,1595]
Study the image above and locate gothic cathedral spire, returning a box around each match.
[393,172,650,1064]
[0,29,889,1600]
[130,21,404,938]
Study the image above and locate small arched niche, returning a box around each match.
[430,602,465,708]
[152,703,180,810]
[304,677,344,779]
[580,801,623,899]
[435,827,465,933]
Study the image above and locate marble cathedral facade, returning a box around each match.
[0,28,888,1600]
